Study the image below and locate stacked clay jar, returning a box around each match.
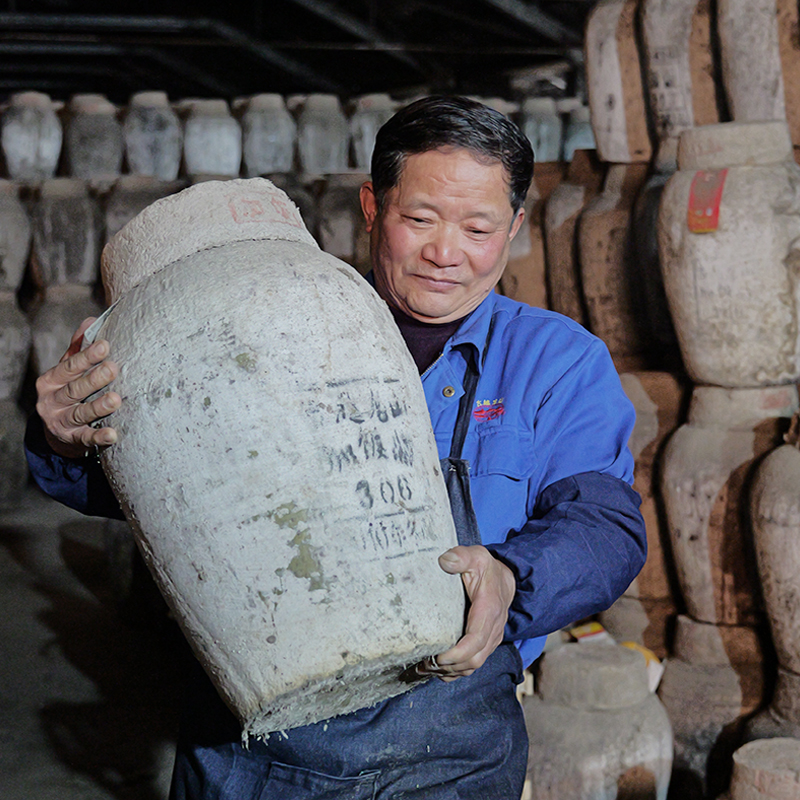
[658,119,800,787]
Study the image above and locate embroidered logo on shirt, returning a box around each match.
[473,398,505,421]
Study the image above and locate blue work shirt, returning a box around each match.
[418,289,646,667]
[25,286,646,671]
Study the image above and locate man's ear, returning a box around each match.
[360,182,378,233]
[508,207,526,241]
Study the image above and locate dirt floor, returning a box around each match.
[0,482,186,800]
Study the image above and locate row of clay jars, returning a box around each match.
[0,92,362,183]
[659,120,800,387]
[523,644,673,799]
[600,371,687,658]
[587,0,800,170]
[3,172,378,303]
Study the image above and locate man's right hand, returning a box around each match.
[35,317,121,459]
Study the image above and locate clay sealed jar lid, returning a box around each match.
[354,93,394,111]
[247,93,288,111]
[537,643,650,711]
[687,385,799,430]
[731,738,800,800]
[678,120,793,170]
[101,177,317,303]
[303,94,342,111]
[188,99,232,117]
[8,90,55,109]
[129,91,171,108]
[68,93,116,115]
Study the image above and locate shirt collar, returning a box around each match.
[364,270,498,374]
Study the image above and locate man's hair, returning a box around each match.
[370,95,535,215]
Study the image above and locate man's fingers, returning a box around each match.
[62,317,97,361]
[67,391,121,428]
[51,359,118,408]
[61,340,113,383]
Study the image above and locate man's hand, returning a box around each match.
[417,545,516,682]
[35,317,121,459]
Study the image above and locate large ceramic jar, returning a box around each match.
[93,178,464,738]
[641,0,720,171]
[122,91,182,181]
[0,180,31,292]
[601,371,686,657]
[727,738,800,800]
[585,0,653,163]
[297,94,349,174]
[661,384,797,627]
[241,93,296,176]
[659,120,800,387]
[718,0,786,126]
[181,99,242,178]
[749,414,800,737]
[544,149,604,326]
[349,93,394,172]
[63,93,123,182]
[523,643,673,799]
[0,91,62,182]
[30,179,102,288]
[578,161,649,368]
[520,97,563,164]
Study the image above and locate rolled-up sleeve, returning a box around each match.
[486,471,646,641]
[24,412,124,520]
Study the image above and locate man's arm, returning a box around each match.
[422,333,646,680]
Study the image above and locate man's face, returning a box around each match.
[360,147,525,324]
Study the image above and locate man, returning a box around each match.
[27,96,646,799]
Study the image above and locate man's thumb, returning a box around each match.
[438,549,463,573]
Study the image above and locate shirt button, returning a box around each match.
[442,386,455,398]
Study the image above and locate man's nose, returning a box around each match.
[421,226,464,267]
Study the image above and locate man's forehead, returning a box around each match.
[393,147,513,201]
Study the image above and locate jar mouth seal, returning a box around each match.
[678,120,793,170]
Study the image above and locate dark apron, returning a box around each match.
[170,350,528,800]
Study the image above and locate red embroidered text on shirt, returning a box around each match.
[473,401,505,421]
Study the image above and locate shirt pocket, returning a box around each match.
[469,427,535,480]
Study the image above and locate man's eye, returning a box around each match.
[468,228,490,236]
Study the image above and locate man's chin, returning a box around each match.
[404,299,470,324]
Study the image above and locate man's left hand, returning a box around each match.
[418,545,516,682]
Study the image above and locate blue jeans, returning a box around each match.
[170,642,527,799]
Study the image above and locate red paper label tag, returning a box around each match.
[687,168,728,233]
